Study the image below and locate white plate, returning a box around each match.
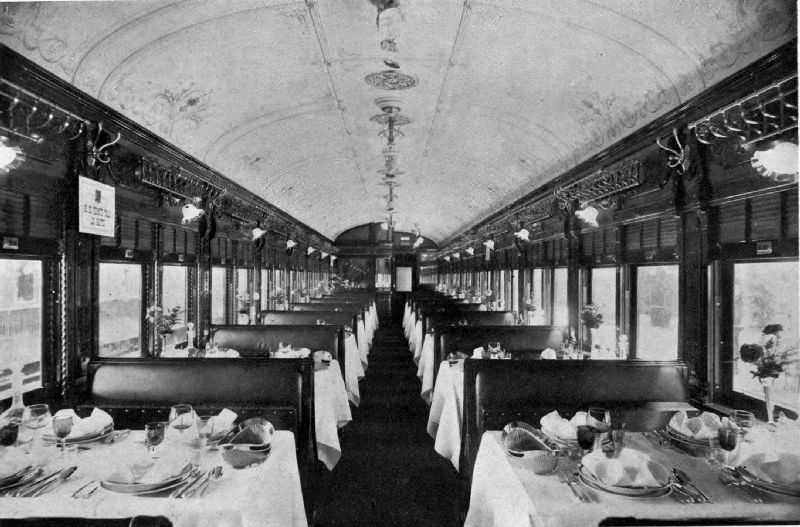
[578,465,671,498]
[737,466,800,498]
[101,464,193,494]
[43,425,114,445]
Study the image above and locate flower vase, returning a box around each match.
[159,335,170,358]
[761,378,776,425]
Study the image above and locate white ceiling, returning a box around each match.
[1,0,795,242]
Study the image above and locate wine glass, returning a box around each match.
[487,341,501,358]
[576,425,595,457]
[717,419,739,466]
[52,414,73,457]
[729,410,755,441]
[169,404,196,441]
[196,415,214,464]
[23,404,50,455]
[0,421,19,448]
[587,407,610,452]
[145,421,166,457]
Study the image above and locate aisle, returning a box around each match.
[313,319,463,527]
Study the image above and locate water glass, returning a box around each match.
[587,407,610,452]
[52,414,74,457]
[729,410,755,441]
[23,404,51,456]
[717,420,739,466]
[169,404,196,440]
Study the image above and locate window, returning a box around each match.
[732,261,799,412]
[99,262,141,358]
[211,266,226,324]
[590,267,617,351]
[553,267,569,325]
[511,269,520,315]
[236,268,249,321]
[261,268,270,312]
[635,265,678,360]
[527,268,545,324]
[0,259,42,399]
[162,265,187,348]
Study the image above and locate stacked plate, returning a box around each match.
[737,466,800,498]
[578,461,672,498]
[540,425,578,448]
[664,426,718,452]
[100,464,194,495]
[0,466,41,493]
[42,424,114,445]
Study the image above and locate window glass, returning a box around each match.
[162,266,187,348]
[236,268,249,321]
[511,269,520,314]
[636,265,678,360]
[553,267,569,325]
[261,269,270,312]
[527,268,545,324]
[733,261,799,412]
[99,262,141,358]
[0,259,42,399]
[211,266,226,324]
[590,267,617,351]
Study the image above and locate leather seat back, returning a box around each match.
[210,325,340,360]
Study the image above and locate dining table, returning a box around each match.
[465,430,800,527]
[314,359,352,470]
[416,333,437,404]
[1,430,308,527]
[426,359,464,470]
[344,333,365,406]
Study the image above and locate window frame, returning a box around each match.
[630,262,680,361]
[714,257,799,418]
[97,258,147,359]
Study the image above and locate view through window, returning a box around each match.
[636,265,678,360]
[211,266,226,324]
[0,259,42,399]
[99,262,141,358]
[733,261,799,412]
[553,268,568,325]
[162,265,187,349]
[591,267,617,352]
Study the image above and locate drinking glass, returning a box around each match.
[145,421,166,457]
[487,341,501,358]
[0,421,19,447]
[576,425,595,457]
[23,404,50,455]
[587,407,610,452]
[169,404,196,440]
[729,410,755,441]
[52,414,73,457]
[196,415,214,465]
[717,420,739,466]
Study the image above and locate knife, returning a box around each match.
[673,467,713,503]
[31,466,77,497]
[181,469,212,498]
[169,469,204,498]
[11,469,61,497]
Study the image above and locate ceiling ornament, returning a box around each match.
[689,74,797,149]
[554,159,641,209]
[751,140,798,183]
[364,70,418,90]
[369,113,412,126]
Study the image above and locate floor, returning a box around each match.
[313,319,463,527]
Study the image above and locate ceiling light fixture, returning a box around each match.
[574,203,599,227]
[181,200,205,225]
[307,247,317,256]
[483,240,495,251]
[452,252,460,260]
[443,256,451,262]
[465,247,474,256]
[321,251,329,259]
[751,140,798,183]
[330,255,338,264]
[251,227,268,241]
[286,239,297,249]
[0,136,24,175]
[514,228,530,242]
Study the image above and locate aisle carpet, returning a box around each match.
[312,319,463,527]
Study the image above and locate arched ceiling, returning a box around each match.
[1,0,795,243]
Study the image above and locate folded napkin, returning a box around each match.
[540,348,557,360]
[582,449,665,488]
[275,347,311,358]
[48,408,113,439]
[540,410,585,440]
[107,457,188,485]
[212,409,237,437]
[741,452,800,489]
[225,348,240,358]
[472,347,484,359]
[669,410,721,439]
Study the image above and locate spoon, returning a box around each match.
[506,449,524,458]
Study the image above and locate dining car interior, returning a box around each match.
[0,1,799,526]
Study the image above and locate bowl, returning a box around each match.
[528,451,559,474]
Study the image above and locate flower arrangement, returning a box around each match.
[580,303,604,329]
[738,324,797,380]
[236,293,251,315]
[270,287,286,305]
[147,305,183,337]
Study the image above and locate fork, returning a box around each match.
[719,468,765,503]
[567,471,597,503]
[557,469,587,502]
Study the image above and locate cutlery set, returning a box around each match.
[169,465,224,498]
[5,466,77,497]
[557,469,597,503]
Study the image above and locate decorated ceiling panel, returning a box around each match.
[1,0,794,243]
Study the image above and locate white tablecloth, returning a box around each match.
[416,334,436,403]
[409,320,422,357]
[465,431,800,527]
[403,303,411,338]
[357,319,369,368]
[314,360,352,470]
[427,360,464,470]
[344,334,364,406]
[1,431,307,527]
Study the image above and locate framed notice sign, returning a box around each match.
[396,266,412,292]
[79,176,115,236]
